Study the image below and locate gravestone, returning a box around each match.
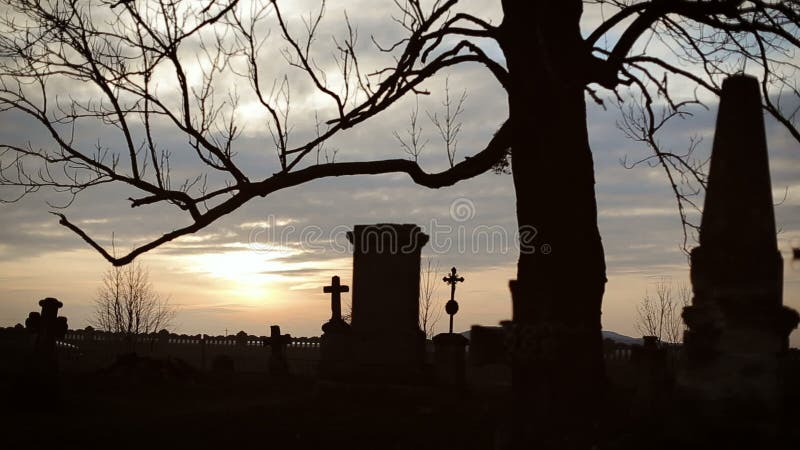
[433,266,468,387]
[443,266,464,334]
[263,325,291,376]
[23,297,69,400]
[25,297,69,364]
[320,275,352,379]
[679,74,799,437]
[433,333,469,388]
[235,330,248,346]
[322,275,350,332]
[630,336,670,422]
[347,224,429,381]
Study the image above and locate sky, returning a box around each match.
[0,0,799,345]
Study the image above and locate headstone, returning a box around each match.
[432,332,469,388]
[25,297,68,363]
[320,276,353,379]
[322,275,350,332]
[347,224,429,381]
[23,297,68,400]
[630,336,670,422]
[235,330,248,346]
[433,266,468,388]
[157,329,170,347]
[263,325,291,376]
[679,74,799,438]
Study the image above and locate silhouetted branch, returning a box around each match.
[55,120,510,266]
[2,0,799,265]
[588,0,800,250]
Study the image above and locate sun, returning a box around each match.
[184,247,299,303]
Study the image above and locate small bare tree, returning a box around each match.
[428,77,467,168]
[394,97,428,163]
[635,279,690,344]
[91,261,175,336]
[419,257,443,339]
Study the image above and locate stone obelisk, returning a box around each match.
[680,74,799,435]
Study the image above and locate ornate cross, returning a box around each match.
[323,275,349,321]
[443,267,465,334]
[443,267,464,302]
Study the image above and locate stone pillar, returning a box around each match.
[347,224,429,381]
[433,332,469,388]
[679,75,799,436]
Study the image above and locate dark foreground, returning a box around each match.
[3,369,508,450]
[3,361,799,450]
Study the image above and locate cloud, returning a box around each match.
[0,1,799,344]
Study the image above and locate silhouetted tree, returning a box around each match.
[1,1,798,448]
[636,279,691,344]
[419,257,443,338]
[91,261,175,336]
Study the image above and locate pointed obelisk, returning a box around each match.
[680,75,799,434]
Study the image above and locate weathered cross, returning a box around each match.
[323,275,349,322]
[443,267,465,334]
[263,325,291,351]
[263,324,292,376]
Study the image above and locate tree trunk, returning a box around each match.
[500,1,607,449]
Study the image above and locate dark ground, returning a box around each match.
[2,368,510,450]
[2,355,798,450]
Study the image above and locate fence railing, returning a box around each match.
[62,331,322,348]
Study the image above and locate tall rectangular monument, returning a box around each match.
[347,224,429,380]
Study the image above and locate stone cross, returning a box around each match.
[443,267,464,334]
[263,325,291,376]
[323,275,349,322]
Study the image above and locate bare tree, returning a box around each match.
[0,1,798,447]
[394,76,466,166]
[427,77,467,168]
[636,279,691,344]
[91,261,175,336]
[419,257,443,339]
[394,97,428,163]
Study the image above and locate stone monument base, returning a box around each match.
[319,319,353,380]
[433,333,469,388]
[350,328,426,384]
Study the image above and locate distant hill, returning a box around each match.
[459,328,641,345]
[601,330,642,345]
